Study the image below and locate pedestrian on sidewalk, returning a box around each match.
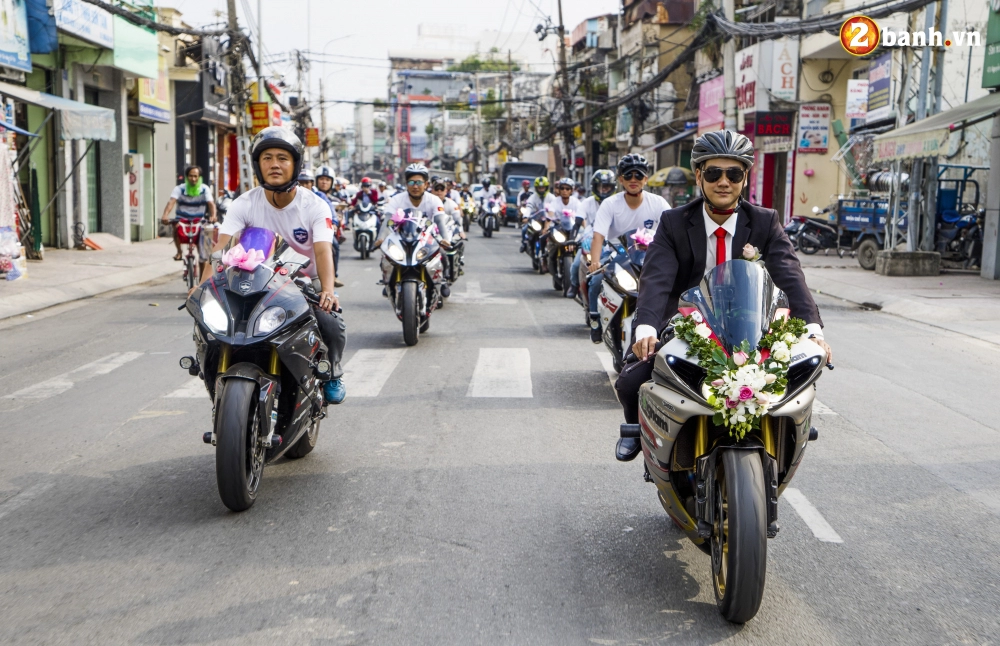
[161,166,216,277]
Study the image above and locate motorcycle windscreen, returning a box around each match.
[620,229,647,270]
[398,219,421,244]
[679,259,782,354]
[224,227,278,294]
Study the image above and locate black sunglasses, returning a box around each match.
[621,171,647,181]
[702,166,746,183]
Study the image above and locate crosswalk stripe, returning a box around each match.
[467,348,532,398]
[782,487,844,543]
[165,378,207,398]
[342,349,408,397]
[4,352,143,400]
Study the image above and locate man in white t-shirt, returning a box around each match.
[199,127,347,405]
[375,163,444,244]
[587,154,670,342]
[568,169,617,299]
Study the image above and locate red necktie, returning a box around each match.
[714,227,727,267]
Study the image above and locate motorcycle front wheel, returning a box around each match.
[712,449,767,623]
[402,281,419,346]
[215,378,265,512]
[184,255,196,290]
[561,255,574,296]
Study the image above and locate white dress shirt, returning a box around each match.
[634,204,823,343]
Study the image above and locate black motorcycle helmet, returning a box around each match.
[591,169,616,201]
[617,154,650,178]
[251,126,304,193]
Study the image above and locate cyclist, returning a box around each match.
[161,165,217,275]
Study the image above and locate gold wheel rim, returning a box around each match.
[712,467,730,599]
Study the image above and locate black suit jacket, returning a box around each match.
[633,197,822,337]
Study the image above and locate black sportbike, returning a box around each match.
[181,227,332,512]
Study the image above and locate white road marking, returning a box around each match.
[165,378,207,398]
[813,400,837,415]
[783,487,844,543]
[129,410,186,421]
[0,482,54,520]
[5,352,143,400]
[467,348,532,398]
[447,281,517,305]
[596,352,620,402]
[342,349,407,397]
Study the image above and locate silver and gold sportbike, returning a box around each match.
[622,260,831,623]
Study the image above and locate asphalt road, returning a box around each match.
[1,227,998,645]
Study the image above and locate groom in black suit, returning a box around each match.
[614,131,833,461]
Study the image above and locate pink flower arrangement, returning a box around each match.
[221,244,266,271]
[632,228,655,247]
[733,351,748,366]
[738,386,754,401]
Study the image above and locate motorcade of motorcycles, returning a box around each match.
[434,212,465,288]
[379,209,446,346]
[594,230,644,373]
[479,198,503,237]
[179,227,331,512]
[352,199,381,259]
[547,209,582,296]
[621,259,831,622]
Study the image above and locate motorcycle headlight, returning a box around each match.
[199,290,229,335]
[254,306,286,336]
[614,265,638,292]
[552,230,567,243]
[416,247,429,260]
[530,220,542,232]
[385,241,405,262]
[492,204,500,214]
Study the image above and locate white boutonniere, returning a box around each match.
[742,244,761,262]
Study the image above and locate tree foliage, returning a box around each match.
[448,53,521,73]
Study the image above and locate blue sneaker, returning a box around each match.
[323,378,345,405]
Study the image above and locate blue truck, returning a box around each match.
[499,162,548,224]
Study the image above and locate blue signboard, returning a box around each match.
[0,0,32,72]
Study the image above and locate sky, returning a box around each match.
[157,0,620,125]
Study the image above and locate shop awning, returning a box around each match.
[0,120,38,137]
[0,81,116,141]
[643,127,697,153]
[872,91,1000,162]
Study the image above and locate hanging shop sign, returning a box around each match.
[735,44,763,118]
[866,52,893,124]
[305,127,320,148]
[129,155,144,226]
[138,54,170,122]
[0,0,31,73]
[846,79,869,120]
[53,0,114,49]
[797,103,830,154]
[984,6,1000,89]
[756,111,795,154]
[200,37,231,127]
[250,102,269,135]
[769,38,799,102]
[698,75,724,136]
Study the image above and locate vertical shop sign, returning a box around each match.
[129,155,144,226]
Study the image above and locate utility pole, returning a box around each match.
[506,50,514,147]
[256,0,263,101]
[722,0,737,130]
[583,77,592,181]
[226,0,247,140]
[556,0,573,177]
[319,78,328,163]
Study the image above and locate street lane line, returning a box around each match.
[448,281,517,305]
[467,348,532,398]
[596,352,620,402]
[813,400,837,415]
[783,487,844,543]
[0,482,54,520]
[165,377,206,398]
[342,349,408,397]
[5,352,143,400]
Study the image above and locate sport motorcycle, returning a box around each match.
[180,227,331,512]
[434,212,465,291]
[460,199,476,232]
[522,207,549,273]
[478,198,502,238]
[547,209,582,296]
[595,229,645,373]
[379,209,445,346]
[352,199,380,259]
[621,259,831,623]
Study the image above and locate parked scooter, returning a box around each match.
[797,207,845,256]
[379,209,445,346]
[622,259,831,623]
[181,227,331,512]
[936,208,984,269]
[352,200,381,259]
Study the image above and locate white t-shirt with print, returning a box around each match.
[592,191,670,241]
[378,191,444,239]
[219,186,334,278]
[548,195,584,221]
[526,191,558,215]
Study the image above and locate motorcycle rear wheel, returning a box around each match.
[215,379,264,512]
[796,232,819,255]
[285,415,320,459]
[402,281,419,346]
[711,449,767,623]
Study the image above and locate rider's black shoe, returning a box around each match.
[441,284,451,298]
[520,242,527,253]
[616,437,641,461]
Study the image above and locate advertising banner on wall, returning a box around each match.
[0,0,31,72]
[984,5,1000,89]
[53,0,113,49]
[698,75,724,135]
[866,52,893,123]
[138,55,170,122]
[250,102,269,135]
[798,103,831,154]
[129,155,144,226]
[846,79,869,119]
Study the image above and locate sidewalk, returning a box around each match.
[0,234,182,320]
[799,252,1000,345]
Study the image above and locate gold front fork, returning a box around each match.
[268,346,280,376]
[762,416,776,457]
[694,415,708,459]
[218,343,231,373]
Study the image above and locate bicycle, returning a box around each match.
[174,219,215,290]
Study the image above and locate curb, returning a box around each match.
[0,261,180,321]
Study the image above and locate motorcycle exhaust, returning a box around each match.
[620,423,640,438]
